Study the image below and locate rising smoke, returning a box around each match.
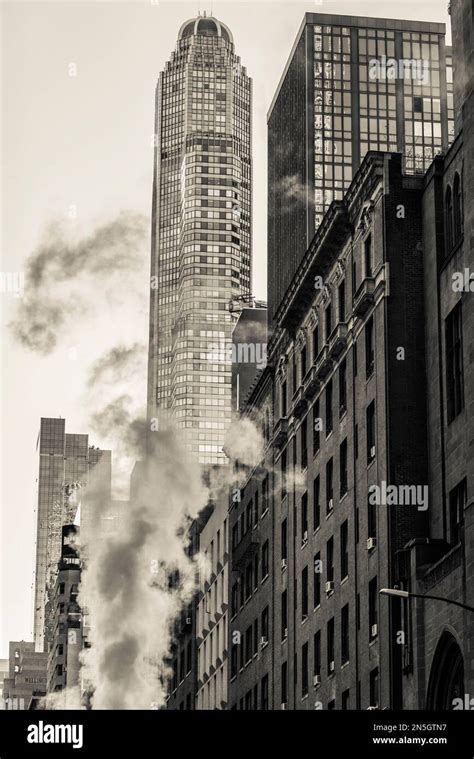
[78,424,209,710]
[9,211,148,354]
[13,210,280,710]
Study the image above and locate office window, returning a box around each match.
[262,476,269,514]
[245,690,252,710]
[302,642,309,697]
[301,343,307,379]
[253,618,258,657]
[313,475,320,531]
[262,540,269,579]
[253,684,258,710]
[341,604,349,664]
[172,659,178,690]
[340,520,349,580]
[368,497,377,539]
[364,234,372,277]
[245,626,252,664]
[281,448,288,499]
[253,490,259,527]
[301,566,309,620]
[313,324,319,360]
[339,358,347,415]
[338,279,346,322]
[367,401,376,463]
[246,501,252,533]
[365,316,374,378]
[327,538,334,583]
[449,479,467,546]
[261,675,269,710]
[327,618,335,674]
[340,438,348,497]
[445,185,453,250]
[301,418,308,469]
[326,379,333,434]
[370,668,379,708]
[179,649,185,682]
[281,589,288,640]
[325,302,332,341]
[281,518,288,563]
[253,552,259,590]
[369,577,378,639]
[292,356,297,395]
[281,380,287,417]
[446,302,464,422]
[314,552,321,608]
[261,606,269,641]
[230,643,238,677]
[245,562,253,600]
[281,661,288,706]
[301,492,308,542]
[313,399,321,453]
[453,172,463,242]
[326,458,334,513]
[232,523,238,550]
[352,257,357,296]
[313,631,321,678]
[342,689,350,710]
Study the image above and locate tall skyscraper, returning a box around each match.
[33,418,111,651]
[267,13,453,326]
[147,13,252,466]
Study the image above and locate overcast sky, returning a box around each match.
[0,0,450,658]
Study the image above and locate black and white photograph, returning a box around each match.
[0,0,473,754]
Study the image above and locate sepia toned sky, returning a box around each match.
[0,0,450,658]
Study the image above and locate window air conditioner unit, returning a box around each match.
[370,446,376,459]
[328,498,334,511]
[313,674,321,686]
[283,628,288,640]
[303,530,308,543]
[329,660,335,673]
[281,702,287,710]
[185,617,192,625]
[281,558,287,570]
[325,580,334,594]
[260,636,268,648]
[367,537,376,551]
[371,624,378,638]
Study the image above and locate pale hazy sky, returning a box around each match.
[0,0,450,657]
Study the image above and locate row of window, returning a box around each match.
[281,308,375,420]
[281,400,377,509]
[171,641,193,691]
[230,606,270,678]
[230,543,270,616]
[231,479,269,549]
[445,172,464,255]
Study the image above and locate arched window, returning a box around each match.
[453,172,463,243]
[426,631,464,709]
[445,185,454,252]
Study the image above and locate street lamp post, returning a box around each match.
[380,588,474,613]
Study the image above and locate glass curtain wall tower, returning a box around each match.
[147,14,252,466]
[267,13,453,326]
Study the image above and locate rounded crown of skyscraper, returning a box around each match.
[178,12,234,45]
